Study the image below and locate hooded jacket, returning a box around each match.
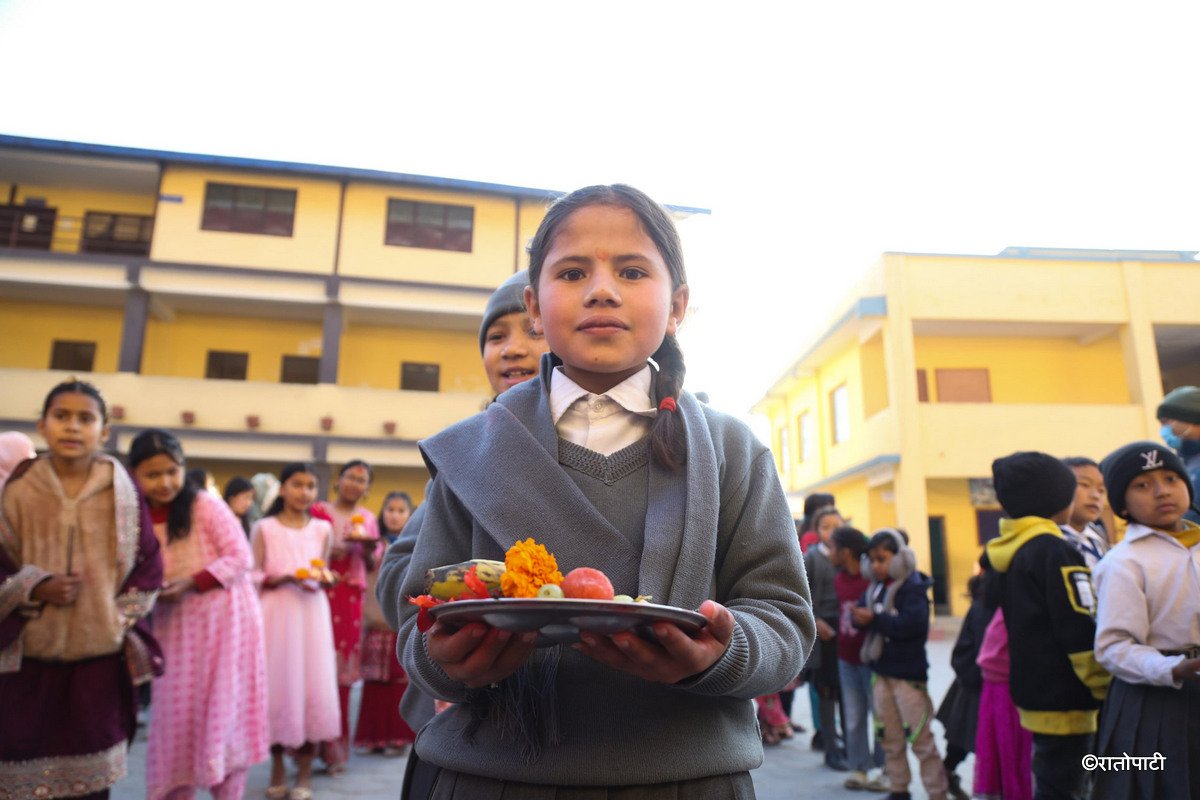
[859,571,934,682]
[981,516,1110,734]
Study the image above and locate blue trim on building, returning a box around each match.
[787,453,902,497]
[0,134,712,215]
[889,245,1198,262]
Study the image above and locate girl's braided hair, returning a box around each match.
[527,184,688,471]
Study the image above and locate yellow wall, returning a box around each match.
[860,331,889,417]
[914,333,1130,404]
[151,166,340,273]
[0,298,124,372]
[10,184,157,254]
[1142,263,1200,325]
[868,484,898,531]
[517,197,551,268]
[337,182,519,287]
[770,336,901,492]
[926,478,994,617]
[897,255,1129,325]
[818,475,871,535]
[142,311,323,382]
[777,378,824,491]
[338,324,490,394]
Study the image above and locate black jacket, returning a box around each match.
[981,516,1110,735]
[949,595,991,694]
[860,571,933,682]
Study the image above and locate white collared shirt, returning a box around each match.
[1093,521,1200,687]
[549,365,656,456]
[1060,522,1109,569]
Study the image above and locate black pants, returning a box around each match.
[402,750,440,800]
[1031,732,1093,800]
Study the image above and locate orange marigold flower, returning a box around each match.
[310,558,325,569]
[501,538,564,598]
[295,567,312,580]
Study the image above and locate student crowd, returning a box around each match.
[770,383,1200,800]
[0,183,1196,800]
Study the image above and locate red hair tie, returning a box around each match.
[658,396,677,413]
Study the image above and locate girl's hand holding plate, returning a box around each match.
[573,599,734,685]
[425,620,538,689]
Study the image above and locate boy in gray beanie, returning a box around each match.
[478,270,548,397]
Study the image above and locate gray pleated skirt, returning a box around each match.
[1093,676,1199,800]
[426,769,756,800]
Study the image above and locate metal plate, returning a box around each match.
[428,598,708,645]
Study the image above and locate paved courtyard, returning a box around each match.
[113,618,965,800]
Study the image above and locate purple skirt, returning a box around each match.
[0,654,135,797]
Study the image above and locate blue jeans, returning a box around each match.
[839,660,884,772]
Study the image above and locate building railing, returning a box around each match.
[0,368,487,460]
[0,205,153,257]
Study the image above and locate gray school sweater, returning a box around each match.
[393,374,815,786]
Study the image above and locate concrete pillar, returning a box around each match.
[1119,260,1164,436]
[319,303,343,385]
[312,440,331,499]
[880,255,932,571]
[118,287,150,374]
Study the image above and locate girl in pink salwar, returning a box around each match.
[252,463,340,800]
[309,460,379,773]
[129,429,269,800]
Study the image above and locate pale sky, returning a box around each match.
[2,0,1198,430]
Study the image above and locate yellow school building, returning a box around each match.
[754,247,1200,615]
[0,135,704,505]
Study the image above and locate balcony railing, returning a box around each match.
[0,205,153,257]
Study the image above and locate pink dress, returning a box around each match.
[973,608,1033,800]
[146,492,269,799]
[252,516,341,748]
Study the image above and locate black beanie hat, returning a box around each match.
[1100,440,1195,518]
[478,271,531,354]
[1157,386,1200,426]
[991,451,1078,519]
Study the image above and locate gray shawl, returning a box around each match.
[420,369,720,611]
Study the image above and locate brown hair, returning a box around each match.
[527,184,688,470]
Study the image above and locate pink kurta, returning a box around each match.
[252,516,340,748]
[145,492,269,800]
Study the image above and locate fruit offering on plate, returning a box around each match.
[297,558,336,587]
[424,559,507,600]
[407,539,644,632]
[501,538,564,598]
[559,567,614,600]
[344,513,376,542]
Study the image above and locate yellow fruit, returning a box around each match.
[424,559,507,600]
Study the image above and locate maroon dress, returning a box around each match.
[0,455,163,799]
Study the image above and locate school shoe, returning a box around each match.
[864,773,889,792]
[946,771,969,800]
[811,730,825,750]
[824,750,850,771]
[844,771,869,790]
